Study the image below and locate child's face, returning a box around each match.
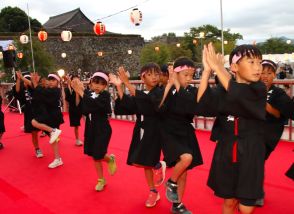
[90,81,107,94]
[141,70,160,89]
[232,56,262,84]
[260,67,275,89]
[48,79,59,88]
[159,72,168,86]
[177,69,194,88]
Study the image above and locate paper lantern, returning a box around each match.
[17,52,23,59]
[61,53,67,58]
[38,30,48,42]
[20,35,29,44]
[61,31,72,42]
[8,44,14,50]
[97,51,103,57]
[93,22,106,35]
[130,8,142,26]
[57,69,65,78]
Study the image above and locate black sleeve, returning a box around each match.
[134,88,163,114]
[227,80,267,120]
[268,87,294,120]
[64,87,73,103]
[197,85,222,117]
[81,91,111,115]
[114,94,137,115]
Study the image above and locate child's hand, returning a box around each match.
[16,71,23,79]
[30,73,40,87]
[205,43,224,73]
[117,66,129,84]
[109,73,122,86]
[202,46,212,73]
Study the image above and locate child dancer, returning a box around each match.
[260,59,294,159]
[15,71,43,157]
[254,59,294,205]
[0,95,5,150]
[31,73,64,168]
[197,43,266,214]
[110,64,166,208]
[160,57,203,214]
[71,71,117,191]
[65,75,83,146]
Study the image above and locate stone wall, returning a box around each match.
[45,34,144,78]
[1,33,145,78]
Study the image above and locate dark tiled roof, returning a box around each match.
[43,8,94,32]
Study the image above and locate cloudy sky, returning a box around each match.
[1,0,294,43]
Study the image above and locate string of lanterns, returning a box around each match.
[19,8,143,43]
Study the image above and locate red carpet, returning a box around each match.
[0,112,293,214]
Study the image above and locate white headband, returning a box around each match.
[48,74,60,82]
[91,72,109,82]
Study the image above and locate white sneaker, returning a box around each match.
[35,149,44,158]
[75,140,83,146]
[48,158,63,168]
[49,129,62,144]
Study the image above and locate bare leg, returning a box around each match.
[223,198,238,214]
[51,140,60,159]
[31,131,39,149]
[177,171,187,202]
[170,153,192,182]
[144,168,155,189]
[74,126,79,140]
[32,119,53,133]
[239,204,255,214]
[94,160,104,179]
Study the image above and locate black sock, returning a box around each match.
[154,162,162,169]
[173,202,181,207]
[168,178,177,184]
[150,188,158,193]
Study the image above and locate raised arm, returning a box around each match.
[117,66,136,96]
[205,43,231,90]
[109,73,124,99]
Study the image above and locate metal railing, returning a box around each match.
[109,79,294,142]
[1,79,293,141]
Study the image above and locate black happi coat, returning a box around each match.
[81,90,112,160]
[65,87,82,127]
[160,85,203,169]
[114,86,163,167]
[33,86,64,129]
[14,85,38,132]
[264,85,294,159]
[0,96,5,133]
[198,80,267,200]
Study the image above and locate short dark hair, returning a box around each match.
[91,70,108,85]
[229,44,262,65]
[173,57,195,69]
[139,63,160,76]
[261,59,277,73]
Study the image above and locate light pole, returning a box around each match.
[199,32,205,61]
[220,0,224,55]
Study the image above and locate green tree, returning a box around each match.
[168,44,192,61]
[257,38,294,54]
[0,6,42,32]
[140,43,170,66]
[15,36,55,77]
[183,24,243,62]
